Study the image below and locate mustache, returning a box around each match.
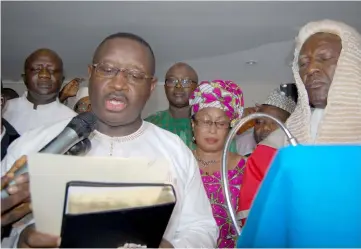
[107,91,127,98]
[105,91,128,103]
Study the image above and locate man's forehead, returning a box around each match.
[95,38,147,60]
[166,63,197,77]
[302,32,341,48]
[26,49,62,66]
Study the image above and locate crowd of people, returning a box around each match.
[1,19,360,248]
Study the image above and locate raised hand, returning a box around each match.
[59,78,84,102]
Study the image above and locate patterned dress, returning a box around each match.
[200,158,246,248]
[145,110,238,152]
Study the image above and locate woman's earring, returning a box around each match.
[192,136,195,142]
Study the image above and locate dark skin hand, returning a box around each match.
[58,78,84,103]
[1,156,31,227]
[159,238,174,248]
[18,224,60,248]
[298,32,342,109]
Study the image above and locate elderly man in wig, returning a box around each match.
[236,19,361,234]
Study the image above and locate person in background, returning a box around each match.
[145,62,198,148]
[234,106,258,157]
[66,87,91,114]
[236,19,361,225]
[2,32,218,248]
[3,48,76,135]
[190,79,246,248]
[1,84,20,161]
[2,87,20,101]
[253,88,296,144]
[145,65,239,152]
[235,128,257,157]
[236,88,296,222]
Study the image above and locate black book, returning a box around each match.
[60,181,176,248]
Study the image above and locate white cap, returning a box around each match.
[263,88,296,114]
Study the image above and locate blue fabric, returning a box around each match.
[237,145,361,248]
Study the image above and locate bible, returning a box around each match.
[60,181,176,248]
[26,154,175,248]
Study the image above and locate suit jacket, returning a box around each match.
[1,118,20,240]
[1,118,20,161]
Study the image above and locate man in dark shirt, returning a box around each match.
[1,84,20,160]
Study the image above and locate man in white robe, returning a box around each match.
[1,32,218,248]
[3,49,76,135]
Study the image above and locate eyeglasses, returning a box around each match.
[194,118,230,130]
[165,78,197,88]
[92,63,153,84]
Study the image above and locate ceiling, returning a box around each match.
[2,1,361,82]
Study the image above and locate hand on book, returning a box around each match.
[159,238,174,248]
[1,156,31,226]
[18,224,60,248]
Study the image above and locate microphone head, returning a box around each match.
[66,112,97,139]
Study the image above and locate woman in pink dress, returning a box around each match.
[189,80,246,248]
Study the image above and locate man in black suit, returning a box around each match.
[1,84,20,160]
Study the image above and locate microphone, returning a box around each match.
[38,112,97,154]
[65,138,92,156]
[220,112,298,235]
[1,112,97,198]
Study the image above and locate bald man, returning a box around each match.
[145,62,199,149]
[3,48,76,134]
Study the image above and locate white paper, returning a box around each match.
[27,153,172,236]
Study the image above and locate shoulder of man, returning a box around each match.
[147,122,198,184]
[3,97,21,114]
[145,121,194,158]
[145,121,186,144]
[2,118,72,173]
[144,110,168,123]
[56,101,77,115]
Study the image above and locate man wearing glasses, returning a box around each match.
[145,62,199,149]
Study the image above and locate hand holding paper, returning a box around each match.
[25,153,175,248]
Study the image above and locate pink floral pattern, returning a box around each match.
[189,80,244,127]
[200,158,245,248]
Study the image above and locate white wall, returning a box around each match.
[2,40,296,118]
